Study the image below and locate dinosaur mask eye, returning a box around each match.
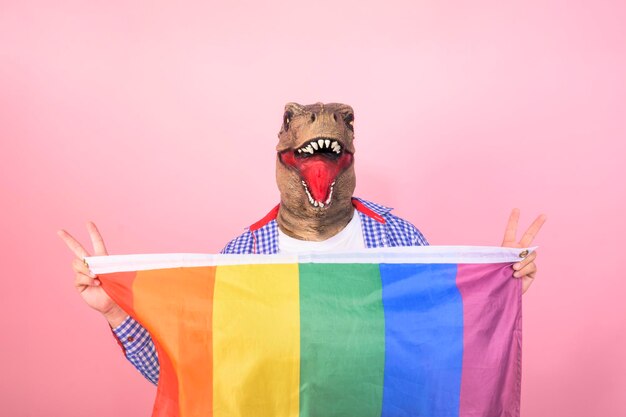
[283,111,293,132]
[344,113,354,131]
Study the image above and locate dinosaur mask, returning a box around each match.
[276,102,356,216]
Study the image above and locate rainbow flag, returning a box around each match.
[88,246,530,417]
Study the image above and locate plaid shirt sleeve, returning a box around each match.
[384,212,429,246]
[111,316,160,385]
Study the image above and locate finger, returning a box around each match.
[502,208,520,245]
[513,251,537,271]
[72,258,96,277]
[519,214,547,247]
[513,262,537,279]
[74,272,101,289]
[87,222,108,256]
[57,229,90,259]
[522,276,535,295]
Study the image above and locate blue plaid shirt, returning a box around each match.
[112,197,428,385]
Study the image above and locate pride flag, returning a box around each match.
[88,246,530,417]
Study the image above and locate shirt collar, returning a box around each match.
[249,196,392,231]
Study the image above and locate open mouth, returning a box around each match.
[279,137,353,208]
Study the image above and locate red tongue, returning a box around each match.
[280,151,353,203]
[299,157,341,202]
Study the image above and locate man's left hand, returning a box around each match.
[501,209,547,294]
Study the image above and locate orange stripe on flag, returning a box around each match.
[100,271,138,318]
[132,266,217,417]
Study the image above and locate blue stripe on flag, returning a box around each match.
[380,263,464,417]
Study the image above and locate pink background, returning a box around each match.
[1,1,625,416]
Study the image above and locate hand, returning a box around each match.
[501,209,547,295]
[57,222,128,327]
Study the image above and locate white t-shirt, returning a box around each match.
[278,209,366,254]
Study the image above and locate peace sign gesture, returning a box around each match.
[501,209,547,294]
[57,222,127,327]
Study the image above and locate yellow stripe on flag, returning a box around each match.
[213,264,300,417]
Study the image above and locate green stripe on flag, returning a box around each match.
[298,263,385,417]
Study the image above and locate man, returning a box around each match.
[59,102,545,385]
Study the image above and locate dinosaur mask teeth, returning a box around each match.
[296,138,342,155]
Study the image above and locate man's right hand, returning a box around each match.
[57,222,128,328]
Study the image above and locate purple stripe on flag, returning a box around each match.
[456,263,522,417]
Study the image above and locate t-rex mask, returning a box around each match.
[276,102,357,241]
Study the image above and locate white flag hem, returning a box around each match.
[85,246,538,274]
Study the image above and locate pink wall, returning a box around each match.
[1,1,625,416]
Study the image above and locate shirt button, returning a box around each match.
[127,336,135,342]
